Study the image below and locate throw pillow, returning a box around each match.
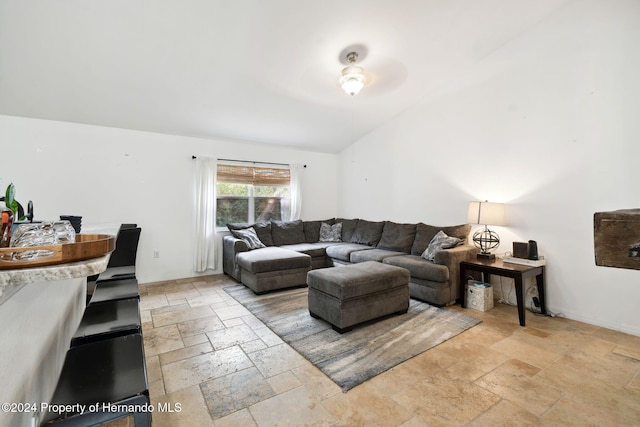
[227,222,274,246]
[303,218,335,243]
[422,230,461,261]
[411,223,470,256]
[230,227,266,250]
[319,222,342,242]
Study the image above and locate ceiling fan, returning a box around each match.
[336,44,408,97]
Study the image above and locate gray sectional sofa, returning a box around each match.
[222,218,479,306]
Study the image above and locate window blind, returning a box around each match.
[216,164,290,186]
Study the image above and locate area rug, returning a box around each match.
[224,284,481,392]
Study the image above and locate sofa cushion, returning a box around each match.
[336,218,359,242]
[227,222,274,246]
[236,247,311,274]
[319,222,342,242]
[303,218,335,243]
[229,227,266,250]
[422,230,462,261]
[350,248,406,263]
[377,221,416,253]
[411,223,471,256]
[279,242,331,258]
[351,220,385,246]
[271,220,306,246]
[383,255,449,283]
[325,243,373,262]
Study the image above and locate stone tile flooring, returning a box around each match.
[138,275,640,426]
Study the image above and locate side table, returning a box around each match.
[460,258,546,326]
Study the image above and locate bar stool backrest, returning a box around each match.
[108,226,141,268]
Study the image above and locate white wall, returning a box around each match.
[339,0,640,335]
[0,115,338,284]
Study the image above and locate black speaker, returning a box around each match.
[513,242,529,259]
[528,240,539,260]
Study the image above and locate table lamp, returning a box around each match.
[467,201,507,259]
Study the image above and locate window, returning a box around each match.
[216,163,290,227]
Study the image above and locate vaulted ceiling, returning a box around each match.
[0,0,570,153]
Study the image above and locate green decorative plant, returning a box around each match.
[4,183,25,221]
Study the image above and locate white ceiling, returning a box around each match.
[0,0,570,153]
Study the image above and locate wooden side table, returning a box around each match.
[460,258,546,326]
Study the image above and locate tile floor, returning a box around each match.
[135,274,640,426]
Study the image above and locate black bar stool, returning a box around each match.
[90,278,140,304]
[86,225,141,304]
[70,298,141,347]
[97,265,137,282]
[41,334,150,426]
[98,226,141,282]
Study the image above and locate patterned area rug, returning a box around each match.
[224,284,481,392]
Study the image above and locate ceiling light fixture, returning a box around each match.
[340,52,365,96]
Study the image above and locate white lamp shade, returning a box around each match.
[340,65,365,96]
[468,201,507,226]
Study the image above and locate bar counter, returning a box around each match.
[0,225,117,427]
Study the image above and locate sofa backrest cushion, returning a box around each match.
[271,219,306,245]
[411,223,471,256]
[336,218,359,242]
[303,218,335,243]
[377,221,417,253]
[351,220,385,246]
[253,222,275,246]
[227,222,274,246]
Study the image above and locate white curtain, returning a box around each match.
[288,163,303,221]
[194,157,217,272]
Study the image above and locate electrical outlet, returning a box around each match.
[532,296,540,308]
[153,250,160,258]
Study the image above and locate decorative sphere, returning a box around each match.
[472,228,500,253]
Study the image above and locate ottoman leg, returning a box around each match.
[310,310,351,333]
[332,325,353,334]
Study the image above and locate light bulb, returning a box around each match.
[340,65,365,96]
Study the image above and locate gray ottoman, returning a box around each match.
[236,247,311,294]
[307,261,410,333]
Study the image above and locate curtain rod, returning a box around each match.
[192,156,306,168]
